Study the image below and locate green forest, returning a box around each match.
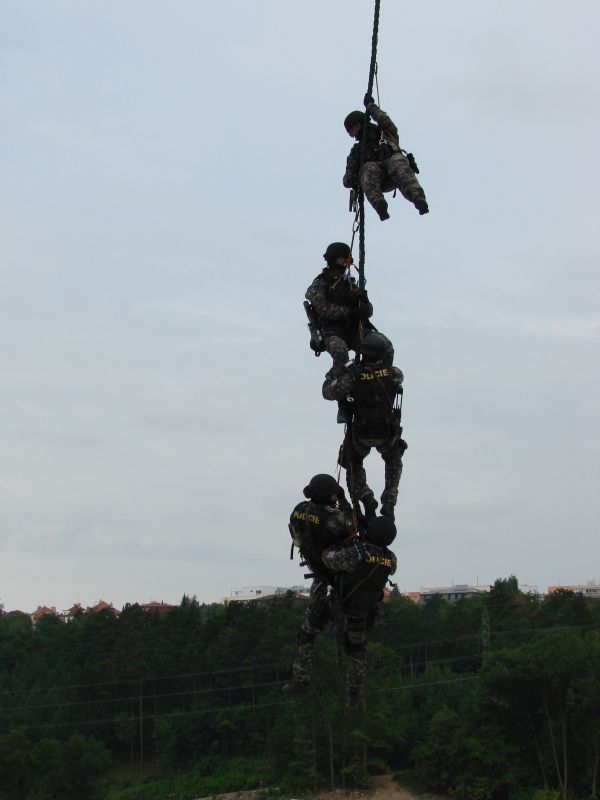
[1,578,599,800]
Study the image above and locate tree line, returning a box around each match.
[0,578,599,800]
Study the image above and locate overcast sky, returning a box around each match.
[1,1,599,612]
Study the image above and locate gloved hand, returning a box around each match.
[348,306,371,323]
[353,539,368,561]
[363,93,375,108]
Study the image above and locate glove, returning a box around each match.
[363,93,375,108]
[353,540,368,561]
[355,303,372,321]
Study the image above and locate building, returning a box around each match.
[139,601,176,615]
[417,584,491,604]
[30,605,58,625]
[221,585,310,604]
[59,603,84,622]
[548,581,600,599]
[88,599,120,615]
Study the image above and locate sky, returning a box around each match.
[1,1,599,612]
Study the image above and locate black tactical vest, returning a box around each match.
[325,270,360,309]
[351,366,399,439]
[353,124,382,164]
[289,501,343,575]
[336,546,394,616]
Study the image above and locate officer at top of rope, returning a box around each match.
[305,242,374,421]
[323,331,407,524]
[343,94,429,221]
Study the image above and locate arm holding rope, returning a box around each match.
[365,100,400,146]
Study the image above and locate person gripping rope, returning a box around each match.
[323,331,406,522]
[343,94,428,221]
[305,242,373,370]
[288,474,355,692]
[322,514,397,707]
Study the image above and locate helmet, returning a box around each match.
[358,331,394,363]
[344,110,365,134]
[366,515,396,547]
[303,474,342,505]
[323,242,351,265]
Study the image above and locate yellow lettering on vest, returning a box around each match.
[366,554,392,567]
[292,510,320,525]
[359,368,389,381]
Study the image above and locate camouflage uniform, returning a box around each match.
[323,354,406,512]
[289,497,355,685]
[321,541,397,694]
[305,266,373,368]
[343,101,427,214]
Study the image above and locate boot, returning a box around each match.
[414,195,429,215]
[381,503,395,521]
[373,199,390,221]
[362,493,378,523]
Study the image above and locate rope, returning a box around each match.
[358,0,382,292]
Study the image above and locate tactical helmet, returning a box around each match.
[358,331,394,363]
[323,242,351,265]
[344,110,365,134]
[303,473,341,505]
[366,515,397,547]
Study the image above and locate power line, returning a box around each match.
[0,661,282,697]
[1,679,288,715]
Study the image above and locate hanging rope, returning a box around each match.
[358,0,382,292]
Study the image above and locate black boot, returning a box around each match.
[381,503,395,521]
[414,195,429,215]
[362,493,378,523]
[373,199,390,221]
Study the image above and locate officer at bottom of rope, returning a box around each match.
[323,331,407,523]
[287,515,397,709]
[285,474,356,698]
[343,94,429,221]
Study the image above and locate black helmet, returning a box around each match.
[358,331,394,363]
[366,515,396,547]
[303,474,341,505]
[323,242,351,265]
[344,110,365,134]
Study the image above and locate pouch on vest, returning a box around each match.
[303,301,325,356]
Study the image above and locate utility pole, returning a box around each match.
[481,605,491,657]
[139,683,144,771]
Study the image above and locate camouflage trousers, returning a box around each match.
[292,579,333,685]
[360,154,426,211]
[292,582,370,694]
[344,615,369,692]
[325,334,350,369]
[346,433,404,508]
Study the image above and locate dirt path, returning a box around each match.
[196,775,446,800]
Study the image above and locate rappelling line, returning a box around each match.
[374,61,381,106]
[358,0,382,293]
